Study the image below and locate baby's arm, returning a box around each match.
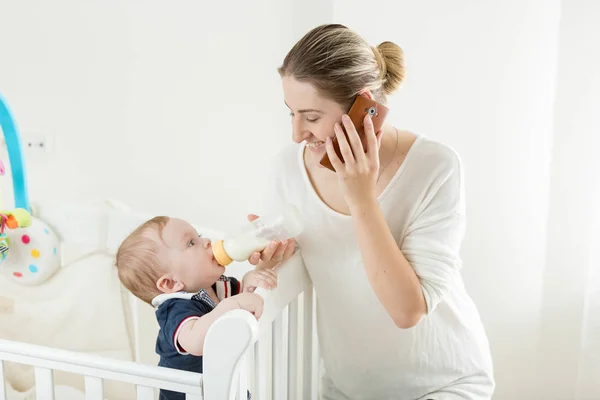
[177,293,264,356]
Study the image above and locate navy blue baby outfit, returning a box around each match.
[153,276,247,400]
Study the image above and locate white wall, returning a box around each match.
[538,0,600,398]
[334,1,562,398]
[2,1,600,399]
[0,0,296,234]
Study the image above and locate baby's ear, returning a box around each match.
[156,274,184,293]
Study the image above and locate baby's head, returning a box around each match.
[115,216,225,304]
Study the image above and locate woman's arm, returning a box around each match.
[325,113,465,329]
[350,198,427,328]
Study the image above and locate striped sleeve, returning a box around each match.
[214,275,241,300]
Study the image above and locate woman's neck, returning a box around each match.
[378,123,399,167]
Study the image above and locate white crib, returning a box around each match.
[0,201,320,400]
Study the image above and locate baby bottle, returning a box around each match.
[211,203,303,267]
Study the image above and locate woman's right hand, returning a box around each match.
[246,213,297,268]
[223,292,264,319]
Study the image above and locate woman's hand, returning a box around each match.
[325,114,383,209]
[246,214,297,269]
[242,268,278,293]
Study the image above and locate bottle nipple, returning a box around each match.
[211,240,233,267]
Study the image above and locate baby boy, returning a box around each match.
[115,216,282,400]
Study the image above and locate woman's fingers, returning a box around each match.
[334,122,355,165]
[267,240,287,263]
[281,240,296,261]
[325,137,344,172]
[260,241,279,261]
[364,115,379,156]
[249,252,261,265]
[342,114,367,164]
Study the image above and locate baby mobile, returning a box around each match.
[0,93,60,285]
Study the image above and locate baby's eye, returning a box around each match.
[188,239,195,247]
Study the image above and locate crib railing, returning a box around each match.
[0,339,203,399]
[203,251,319,399]
[0,252,319,400]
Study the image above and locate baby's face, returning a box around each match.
[157,218,225,293]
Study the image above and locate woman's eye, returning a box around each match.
[306,117,319,123]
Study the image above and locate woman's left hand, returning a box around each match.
[325,114,383,208]
[246,214,297,269]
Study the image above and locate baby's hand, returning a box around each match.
[224,292,264,319]
[242,269,278,293]
[246,214,297,269]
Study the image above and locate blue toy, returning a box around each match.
[0,93,60,285]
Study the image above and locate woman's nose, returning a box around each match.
[292,120,310,143]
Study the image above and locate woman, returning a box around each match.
[252,24,494,399]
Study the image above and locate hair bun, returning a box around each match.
[376,41,405,95]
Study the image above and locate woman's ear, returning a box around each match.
[357,89,375,100]
[157,274,184,293]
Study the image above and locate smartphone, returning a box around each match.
[320,95,390,171]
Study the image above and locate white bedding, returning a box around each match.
[0,200,237,399]
[0,252,136,399]
[5,383,85,400]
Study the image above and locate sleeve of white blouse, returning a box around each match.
[400,156,466,315]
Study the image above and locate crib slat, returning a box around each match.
[84,376,104,400]
[303,288,314,400]
[0,361,7,400]
[253,340,264,400]
[252,341,260,399]
[136,385,154,399]
[34,367,54,400]
[254,327,271,400]
[237,352,248,400]
[245,344,255,400]
[311,289,320,400]
[272,309,287,400]
[288,298,299,400]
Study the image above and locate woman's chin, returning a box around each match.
[305,143,328,165]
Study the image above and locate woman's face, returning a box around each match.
[282,76,346,159]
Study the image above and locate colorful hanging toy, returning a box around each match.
[0,93,60,285]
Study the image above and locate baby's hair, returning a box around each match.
[279,24,405,110]
[115,216,170,305]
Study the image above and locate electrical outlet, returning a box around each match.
[23,134,54,154]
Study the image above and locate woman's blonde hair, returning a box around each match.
[278,24,405,110]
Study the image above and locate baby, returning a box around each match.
[115,216,280,400]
